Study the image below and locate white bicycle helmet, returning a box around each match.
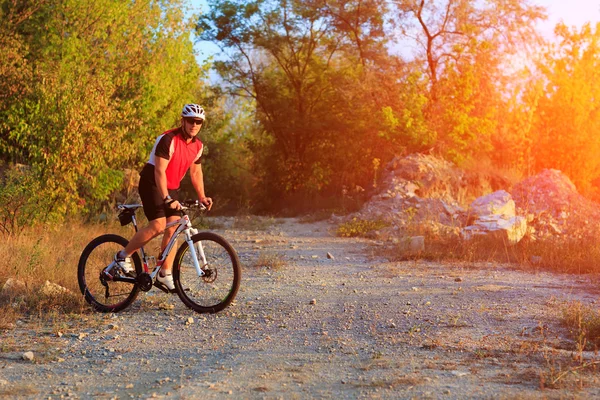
[181,104,206,120]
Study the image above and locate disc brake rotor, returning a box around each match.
[202,268,217,283]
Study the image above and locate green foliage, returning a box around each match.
[0,0,208,220]
[336,217,389,238]
[0,164,49,236]
[394,0,545,166]
[200,0,396,211]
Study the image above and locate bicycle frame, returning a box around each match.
[142,213,208,279]
[108,204,209,282]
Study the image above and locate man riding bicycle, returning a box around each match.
[114,104,213,292]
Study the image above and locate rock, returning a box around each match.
[408,236,425,252]
[186,317,194,325]
[1,278,27,296]
[469,190,515,219]
[462,215,527,245]
[40,281,70,297]
[310,299,317,305]
[22,351,34,361]
[326,252,334,260]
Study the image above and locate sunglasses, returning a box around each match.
[185,118,203,126]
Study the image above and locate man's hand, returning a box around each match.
[200,196,213,210]
[165,198,181,210]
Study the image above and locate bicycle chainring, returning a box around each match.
[137,273,153,291]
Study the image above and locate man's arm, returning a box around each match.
[155,156,178,208]
[190,162,213,209]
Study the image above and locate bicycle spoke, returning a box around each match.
[173,232,240,313]
[78,235,141,312]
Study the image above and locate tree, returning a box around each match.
[199,0,399,210]
[391,0,545,164]
[0,0,209,221]
[527,23,600,197]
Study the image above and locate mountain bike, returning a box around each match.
[77,201,241,313]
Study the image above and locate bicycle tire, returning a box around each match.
[173,231,241,313]
[77,234,142,312]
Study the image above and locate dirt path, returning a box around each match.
[2,218,600,399]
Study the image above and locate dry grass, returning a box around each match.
[232,214,275,231]
[0,220,132,328]
[379,219,600,276]
[561,301,600,349]
[251,251,288,270]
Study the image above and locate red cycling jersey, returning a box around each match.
[146,127,204,190]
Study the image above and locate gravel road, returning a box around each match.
[1,218,600,399]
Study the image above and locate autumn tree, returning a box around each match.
[525,22,600,197]
[391,0,545,164]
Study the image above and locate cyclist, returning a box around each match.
[114,104,213,292]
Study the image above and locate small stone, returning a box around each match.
[326,252,334,260]
[454,277,462,282]
[186,317,194,325]
[310,299,317,305]
[22,352,34,361]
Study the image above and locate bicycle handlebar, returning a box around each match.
[117,200,207,214]
[179,200,208,212]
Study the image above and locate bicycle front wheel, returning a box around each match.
[173,231,241,313]
[77,234,142,312]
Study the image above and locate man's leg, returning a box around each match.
[122,218,166,256]
[159,215,179,275]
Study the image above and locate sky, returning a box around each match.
[538,0,600,35]
[189,0,600,64]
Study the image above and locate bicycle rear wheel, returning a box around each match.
[77,234,142,312]
[173,231,241,313]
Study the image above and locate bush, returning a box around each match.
[0,164,49,236]
[336,218,389,238]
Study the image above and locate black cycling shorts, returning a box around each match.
[139,164,180,221]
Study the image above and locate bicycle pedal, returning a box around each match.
[153,280,177,294]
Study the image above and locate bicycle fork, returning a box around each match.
[186,228,207,277]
